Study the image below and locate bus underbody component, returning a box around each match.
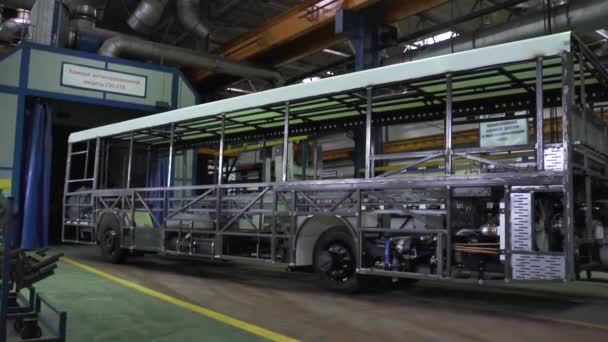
[61,32,608,288]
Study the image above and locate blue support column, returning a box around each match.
[336,8,395,177]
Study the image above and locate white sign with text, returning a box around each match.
[62,64,147,97]
[480,118,528,147]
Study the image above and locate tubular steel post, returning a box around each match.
[104,141,110,188]
[217,114,225,186]
[92,138,101,242]
[282,102,290,182]
[93,138,101,191]
[312,141,318,180]
[145,145,151,188]
[536,57,545,171]
[62,143,73,241]
[84,140,90,179]
[584,154,593,243]
[365,87,373,179]
[445,186,452,277]
[356,188,362,270]
[503,185,511,281]
[271,190,278,262]
[579,52,588,145]
[163,124,175,225]
[126,133,134,189]
[217,114,226,256]
[445,74,453,175]
[290,189,297,266]
[562,52,576,281]
[167,124,175,187]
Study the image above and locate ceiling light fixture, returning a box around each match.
[322,49,351,58]
[596,29,608,40]
[226,87,253,94]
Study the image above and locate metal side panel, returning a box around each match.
[511,254,565,280]
[510,192,532,251]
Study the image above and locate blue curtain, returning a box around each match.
[21,101,52,248]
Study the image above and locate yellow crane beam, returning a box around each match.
[189,0,448,82]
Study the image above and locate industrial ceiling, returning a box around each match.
[1,0,607,100]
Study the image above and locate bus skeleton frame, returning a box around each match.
[62,32,608,285]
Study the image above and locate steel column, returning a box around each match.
[217,114,226,256]
[584,154,593,243]
[282,102,290,182]
[365,87,373,179]
[561,52,576,281]
[126,133,134,189]
[580,51,588,144]
[445,74,453,175]
[217,114,226,185]
[167,124,175,187]
[536,57,544,171]
[62,143,72,242]
[445,186,452,277]
[503,185,512,281]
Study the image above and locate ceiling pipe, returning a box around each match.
[99,35,284,84]
[127,0,168,35]
[176,0,209,45]
[397,0,608,63]
[71,8,282,84]
[0,0,36,10]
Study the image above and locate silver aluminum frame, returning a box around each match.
[61,33,608,283]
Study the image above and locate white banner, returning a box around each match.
[62,63,147,97]
[480,118,528,147]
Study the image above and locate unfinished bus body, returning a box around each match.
[62,32,608,293]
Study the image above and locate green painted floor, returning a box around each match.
[32,261,268,342]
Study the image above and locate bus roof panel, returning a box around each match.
[68,32,572,143]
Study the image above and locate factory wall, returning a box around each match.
[0,43,199,198]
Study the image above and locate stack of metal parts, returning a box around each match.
[0,196,67,341]
[0,248,63,291]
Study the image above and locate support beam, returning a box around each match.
[189,0,448,83]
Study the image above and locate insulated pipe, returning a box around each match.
[99,35,284,83]
[127,0,168,35]
[71,18,120,41]
[397,0,608,62]
[0,15,30,42]
[176,0,209,42]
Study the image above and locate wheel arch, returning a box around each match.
[294,215,357,267]
[96,210,123,244]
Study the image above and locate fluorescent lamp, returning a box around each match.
[596,29,608,40]
[322,49,351,58]
[226,87,253,94]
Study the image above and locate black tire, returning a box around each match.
[313,227,363,294]
[97,213,127,264]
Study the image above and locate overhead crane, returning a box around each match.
[188,0,449,83]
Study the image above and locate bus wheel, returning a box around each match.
[314,227,361,294]
[98,214,126,264]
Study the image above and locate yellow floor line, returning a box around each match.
[63,257,299,342]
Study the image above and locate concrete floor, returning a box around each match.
[30,245,608,341]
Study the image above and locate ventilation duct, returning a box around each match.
[127,0,168,35]
[0,9,30,42]
[400,0,608,62]
[177,0,209,43]
[99,35,283,83]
